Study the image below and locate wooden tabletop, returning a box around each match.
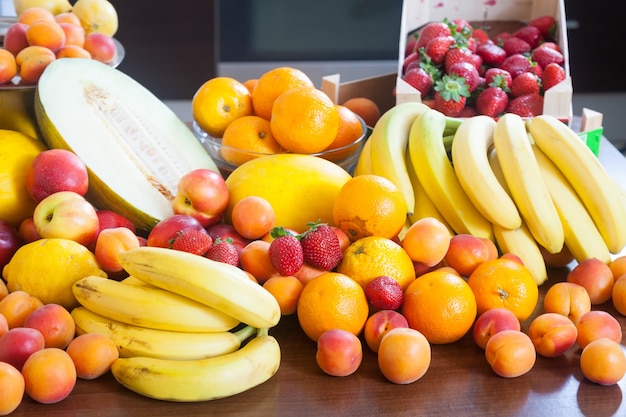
[11,137,626,417]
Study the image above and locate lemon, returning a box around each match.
[0,130,47,227]
[3,238,107,309]
[13,0,72,15]
[71,0,118,36]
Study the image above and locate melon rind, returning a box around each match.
[34,58,219,233]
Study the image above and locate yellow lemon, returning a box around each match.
[71,0,118,36]
[13,0,72,15]
[3,238,107,309]
[0,130,47,227]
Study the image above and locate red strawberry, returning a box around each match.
[424,35,455,65]
[444,46,478,72]
[405,32,419,56]
[475,86,509,118]
[402,67,433,97]
[475,41,507,66]
[493,32,512,44]
[205,237,239,266]
[402,51,419,73]
[433,74,470,117]
[171,229,212,256]
[448,61,481,92]
[510,71,541,97]
[415,22,451,51]
[528,62,543,78]
[502,36,531,56]
[535,41,561,52]
[471,28,490,44]
[268,227,303,276]
[542,62,566,91]
[527,15,557,40]
[506,93,544,117]
[299,222,343,271]
[364,276,403,311]
[531,46,564,69]
[484,67,512,90]
[513,25,542,49]
[500,53,532,78]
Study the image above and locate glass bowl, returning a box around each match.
[193,115,369,178]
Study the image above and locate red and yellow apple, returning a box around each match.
[26,149,89,204]
[146,214,207,248]
[172,169,229,228]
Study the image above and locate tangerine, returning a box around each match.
[252,66,314,120]
[221,115,284,165]
[341,97,381,127]
[326,105,364,151]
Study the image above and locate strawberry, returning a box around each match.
[424,35,455,65]
[475,86,509,118]
[502,36,531,56]
[448,61,481,92]
[499,53,532,78]
[299,222,343,271]
[471,28,490,44]
[542,62,566,91]
[415,22,451,51]
[484,67,512,90]
[205,237,239,266]
[402,67,433,97]
[364,276,403,311]
[171,229,212,256]
[510,71,541,97]
[506,93,544,117]
[433,74,470,117]
[405,32,419,56]
[268,227,303,276]
[475,41,507,66]
[527,15,557,40]
[531,46,564,69]
[535,41,561,52]
[444,46,478,72]
[402,51,419,73]
[513,25,542,49]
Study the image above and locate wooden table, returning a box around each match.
[11,138,626,417]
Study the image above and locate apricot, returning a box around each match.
[576,310,622,349]
[231,196,276,240]
[480,237,499,261]
[612,274,626,316]
[262,275,303,316]
[316,329,363,377]
[609,255,626,282]
[239,240,279,283]
[401,217,452,267]
[55,44,91,59]
[25,19,66,51]
[23,303,75,349]
[363,309,409,353]
[377,327,431,384]
[543,281,591,324]
[528,313,578,358]
[0,290,44,329]
[83,32,116,63]
[58,22,85,47]
[443,233,491,276]
[580,338,626,386]
[0,314,8,338]
[0,280,7,300]
[293,262,327,287]
[539,244,574,268]
[0,361,25,415]
[22,348,76,404]
[66,333,119,380]
[485,330,536,378]
[567,257,614,305]
[94,227,141,273]
[19,52,56,84]
[331,226,350,253]
[472,307,521,350]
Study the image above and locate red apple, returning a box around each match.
[146,214,206,248]
[96,210,136,235]
[205,222,250,256]
[32,191,99,247]
[18,217,41,244]
[83,32,116,63]
[0,327,45,371]
[26,149,89,204]
[172,169,229,228]
[0,220,22,270]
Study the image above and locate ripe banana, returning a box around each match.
[451,115,522,230]
[353,136,373,176]
[72,275,240,333]
[528,115,626,254]
[369,101,430,214]
[111,329,281,402]
[118,246,282,329]
[492,222,548,286]
[408,108,494,241]
[531,144,611,264]
[493,113,564,254]
[71,306,256,361]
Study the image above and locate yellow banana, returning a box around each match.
[353,136,373,176]
[408,108,494,240]
[369,101,430,214]
[528,115,626,254]
[492,222,548,286]
[493,113,564,254]
[72,276,240,333]
[118,246,281,329]
[111,329,281,402]
[531,144,611,264]
[451,115,522,230]
[71,306,256,360]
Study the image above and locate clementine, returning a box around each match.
[221,115,284,165]
[341,97,381,128]
[252,66,314,120]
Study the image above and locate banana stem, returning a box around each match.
[443,117,462,136]
[443,135,455,154]
[256,327,269,337]
[234,325,257,342]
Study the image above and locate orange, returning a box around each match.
[402,268,477,344]
[326,105,364,151]
[242,78,258,94]
[192,76,253,138]
[270,86,339,154]
[332,174,407,241]
[336,236,415,291]
[296,272,369,342]
[467,258,539,322]
[221,115,284,165]
[341,97,381,128]
[252,66,314,120]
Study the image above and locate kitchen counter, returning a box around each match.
[10,137,626,417]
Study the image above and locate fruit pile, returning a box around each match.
[400,16,567,117]
[1,0,119,85]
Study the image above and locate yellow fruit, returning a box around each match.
[0,130,47,227]
[13,0,72,15]
[224,153,352,234]
[3,238,107,309]
[71,0,118,36]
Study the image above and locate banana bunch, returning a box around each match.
[355,106,626,286]
[71,246,282,402]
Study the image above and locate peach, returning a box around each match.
[528,313,578,358]
[3,22,29,56]
[472,307,521,350]
[363,309,410,353]
[23,303,75,349]
[0,361,25,415]
[444,233,491,276]
[484,329,536,378]
[58,22,85,47]
[543,281,591,324]
[480,237,499,261]
[580,338,626,386]
[609,255,626,282]
[0,314,8,337]
[239,239,279,283]
[22,347,76,404]
[66,333,119,380]
[315,329,363,377]
[0,327,45,371]
[576,310,622,349]
[94,226,141,273]
[331,226,350,253]
[262,275,303,316]
[401,217,452,267]
[83,32,116,63]
[567,257,614,305]
[0,290,44,328]
[293,262,326,287]
[377,327,431,384]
